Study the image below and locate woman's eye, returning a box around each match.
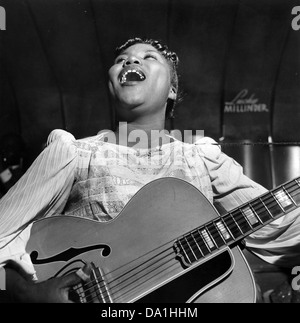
[144,54,157,60]
[115,57,125,64]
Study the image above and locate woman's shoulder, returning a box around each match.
[193,136,218,145]
[46,129,76,146]
[174,136,222,160]
[171,135,219,150]
[193,136,222,158]
[47,129,106,146]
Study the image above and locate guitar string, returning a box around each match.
[72,233,180,301]
[86,245,174,295]
[190,181,300,253]
[74,209,298,301]
[72,185,300,304]
[73,182,300,302]
[74,244,178,302]
[73,181,300,302]
[164,181,300,263]
[85,251,179,303]
[78,193,282,304]
[199,180,300,243]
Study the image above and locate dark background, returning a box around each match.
[1,0,300,189]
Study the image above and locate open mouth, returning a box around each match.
[119,67,146,85]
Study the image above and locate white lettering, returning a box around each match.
[101,308,135,320]
[0,6,6,30]
[291,266,300,291]
[224,89,268,113]
[292,6,300,31]
[224,103,268,113]
[226,89,258,105]
[145,307,197,318]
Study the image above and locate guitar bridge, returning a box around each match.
[71,263,113,303]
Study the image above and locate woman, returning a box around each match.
[0,37,300,303]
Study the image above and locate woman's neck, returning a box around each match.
[114,120,171,149]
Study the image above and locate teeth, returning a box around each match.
[120,69,145,84]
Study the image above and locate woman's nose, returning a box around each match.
[124,56,141,66]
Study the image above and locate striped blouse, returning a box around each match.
[0,129,300,282]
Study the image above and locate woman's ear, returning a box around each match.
[168,86,177,101]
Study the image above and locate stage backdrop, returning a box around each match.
[0,0,299,188]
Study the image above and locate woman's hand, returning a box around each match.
[5,263,91,303]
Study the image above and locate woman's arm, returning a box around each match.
[196,137,300,268]
[0,130,78,282]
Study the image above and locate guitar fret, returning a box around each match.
[190,232,208,257]
[261,193,283,217]
[192,231,210,255]
[288,180,300,205]
[199,228,216,250]
[200,231,212,250]
[238,208,254,229]
[215,219,233,241]
[241,206,261,227]
[223,214,243,239]
[206,223,225,248]
[202,227,219,249]
[251,204,264,224]
[178,239,192,264]
[258,197,274,219]
[184,236,199,261]
[282,186,297,206]
[230,215,243,234]
[271,191,286,212]
[191,232,205,257]
[251,199,272,223]
[274,188,294,211]
[232,210,252,234]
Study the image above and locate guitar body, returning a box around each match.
[26,177,256,303]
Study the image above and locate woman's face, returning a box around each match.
[108,43,176,121]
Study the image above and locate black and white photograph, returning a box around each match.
[0,0,300,307]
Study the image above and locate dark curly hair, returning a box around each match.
[115,37,180,119]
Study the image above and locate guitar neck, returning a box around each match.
[174,176,300,267]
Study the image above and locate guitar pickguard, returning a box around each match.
[136,249,233,303]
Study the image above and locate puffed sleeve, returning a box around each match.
[194,137,267,212]
[195,137,300,268]
[0,129,78,280]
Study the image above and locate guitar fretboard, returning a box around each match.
[174,177,300,266]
